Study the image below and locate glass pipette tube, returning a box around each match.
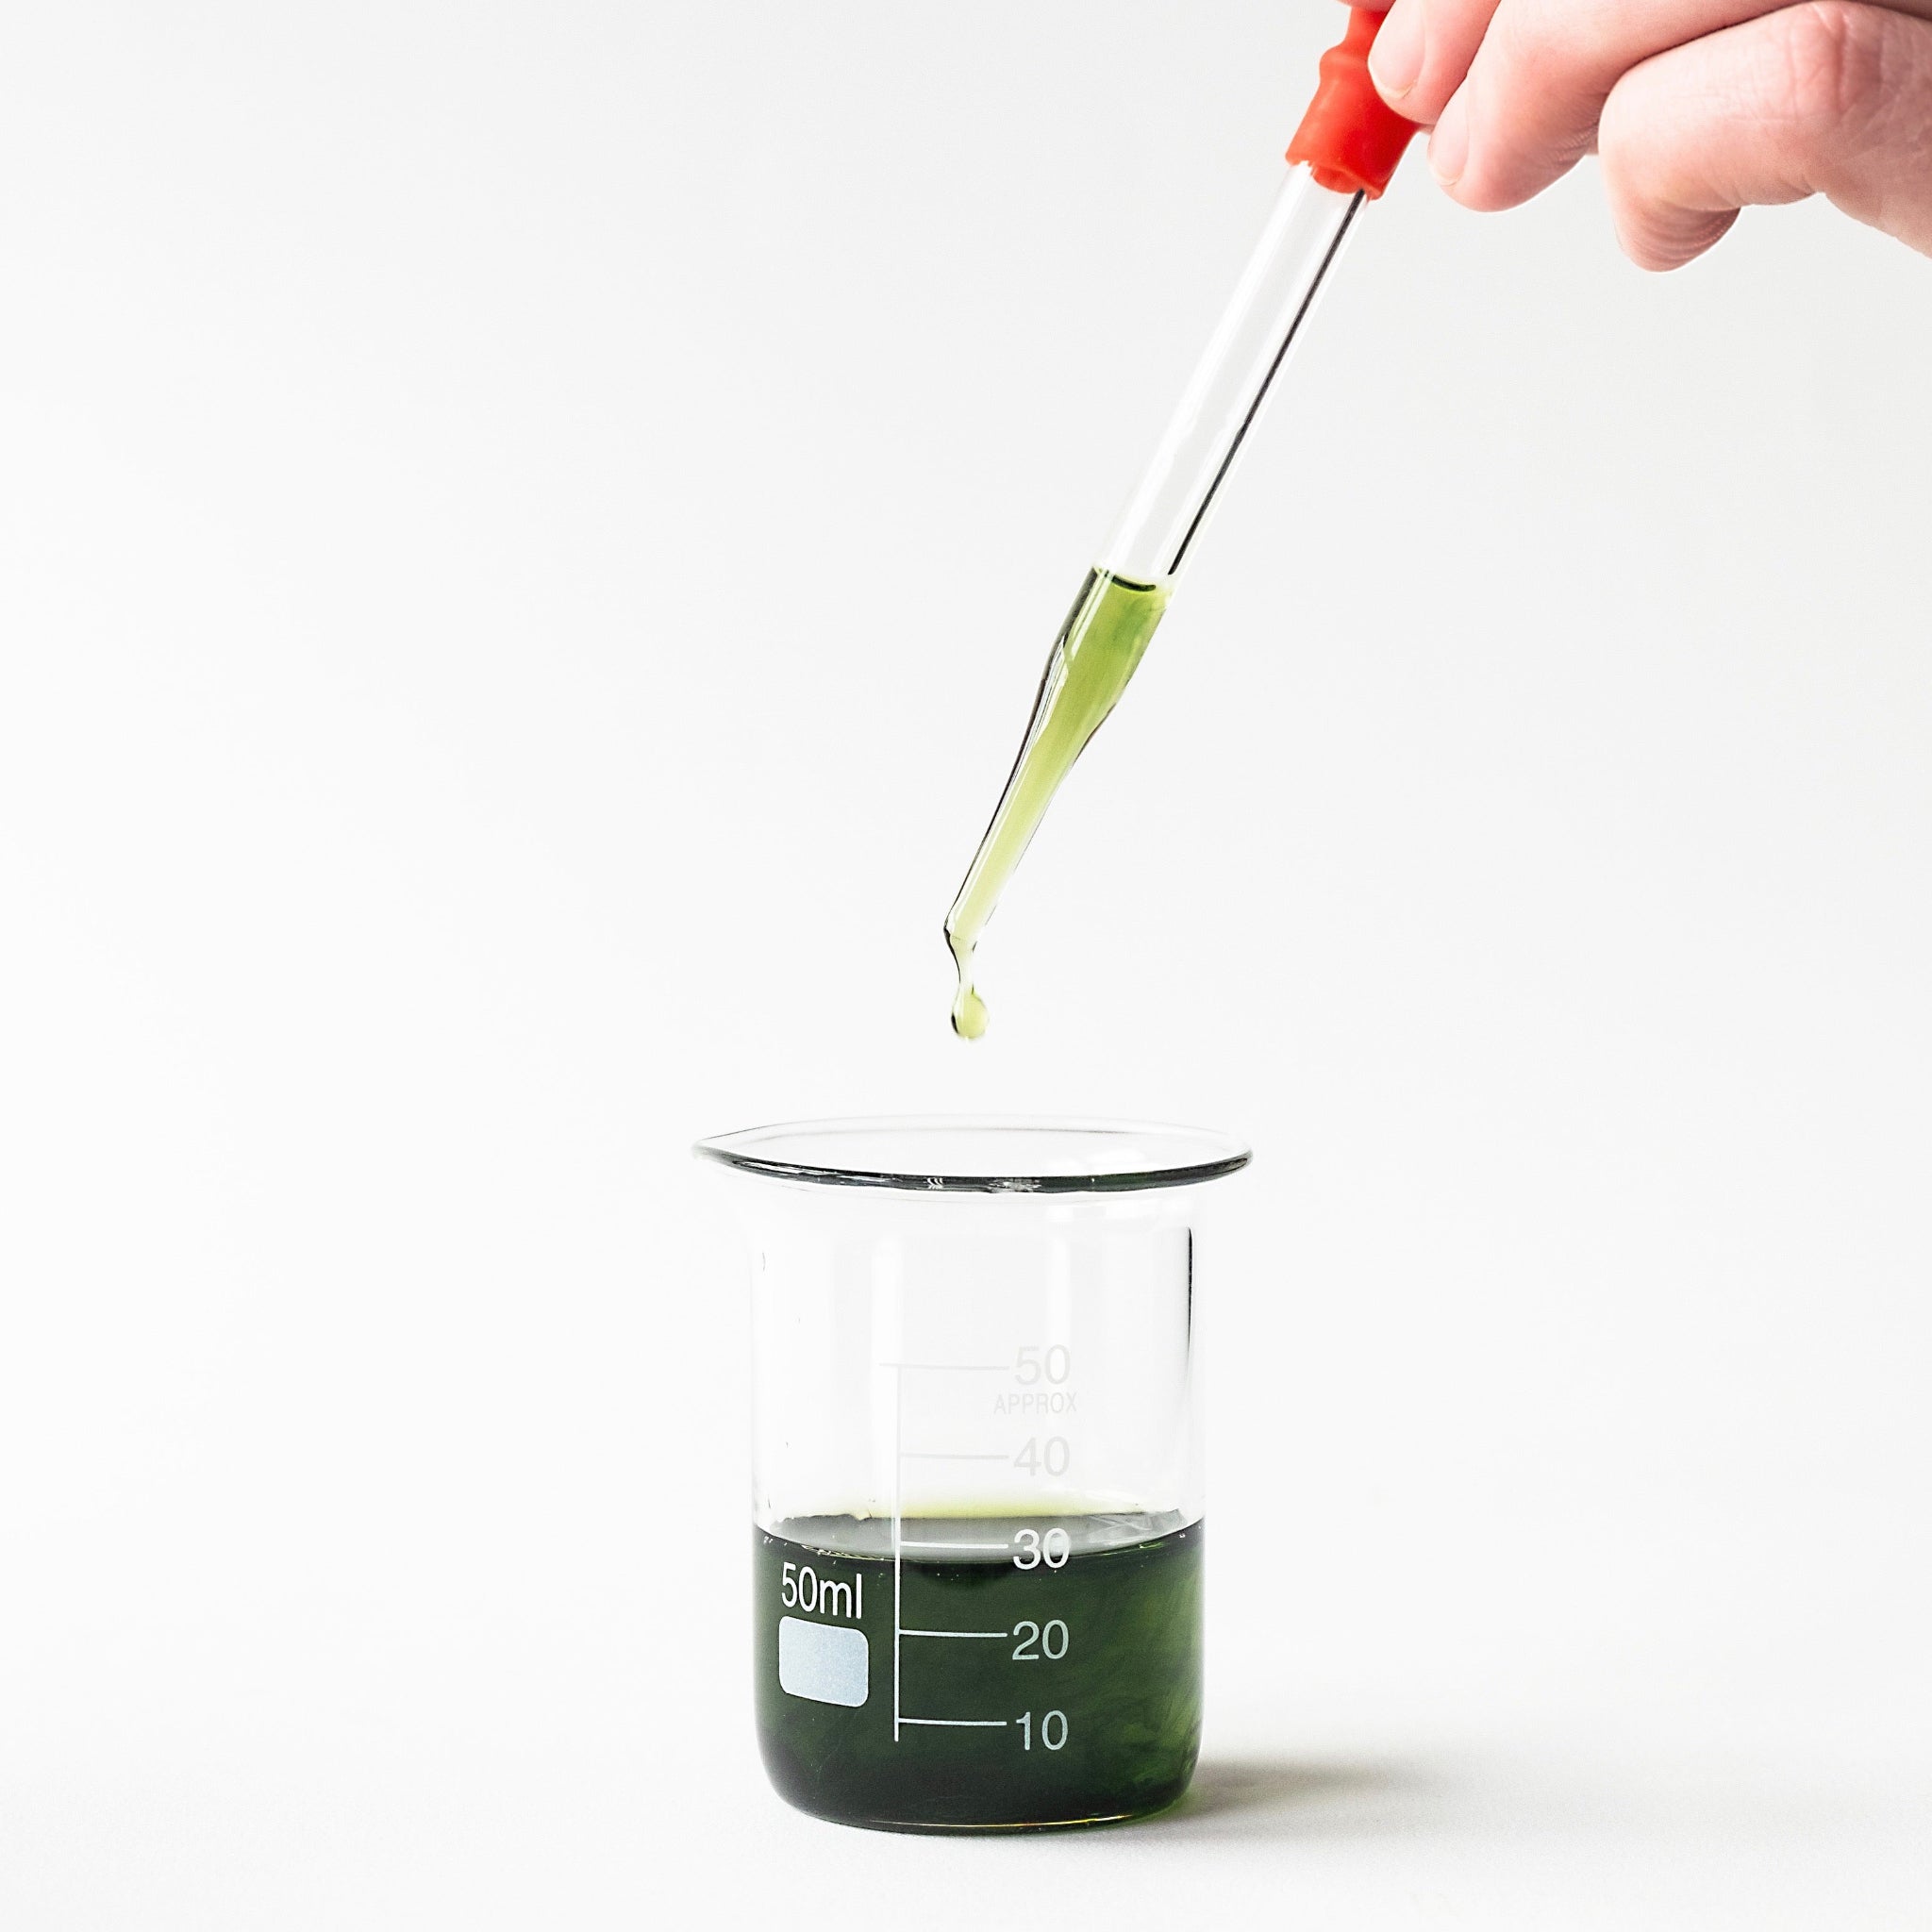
[945,6,1418,1038]
[1101,166,1367,591]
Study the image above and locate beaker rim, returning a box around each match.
[691,1116,1251,1195]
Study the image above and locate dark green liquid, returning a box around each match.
[753,1515,1202,1832]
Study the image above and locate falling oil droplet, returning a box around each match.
[950,973,989,1041]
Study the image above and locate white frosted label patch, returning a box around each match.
[778,1616,869,1707]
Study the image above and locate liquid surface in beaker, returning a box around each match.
[754,1513,1201,1832]
[944,569,1170,1039]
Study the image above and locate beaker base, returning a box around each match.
[773,1783,1193,1836]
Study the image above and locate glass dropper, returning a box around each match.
[945,5,1420,1039]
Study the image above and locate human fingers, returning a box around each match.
[1367,0,1505,125]
[1597,0,1932,268]
[1424,0,1932,210]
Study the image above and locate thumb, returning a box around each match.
[1597,1,1932,271]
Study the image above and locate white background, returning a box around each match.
[3,2,1929,1924]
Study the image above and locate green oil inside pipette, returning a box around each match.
[944,568,1170,1038]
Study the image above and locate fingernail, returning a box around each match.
[1428,91,1469,188]
[1366,3,1424,101]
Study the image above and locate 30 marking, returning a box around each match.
[1011,1527,1071,1571]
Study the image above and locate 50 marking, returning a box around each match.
[1014,1345,1071,1386]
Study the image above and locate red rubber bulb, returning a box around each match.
[1286,5,1422,199]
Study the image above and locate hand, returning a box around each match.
[1366,0,1932,267]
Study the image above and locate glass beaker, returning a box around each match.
[694,1117,1250,1833]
